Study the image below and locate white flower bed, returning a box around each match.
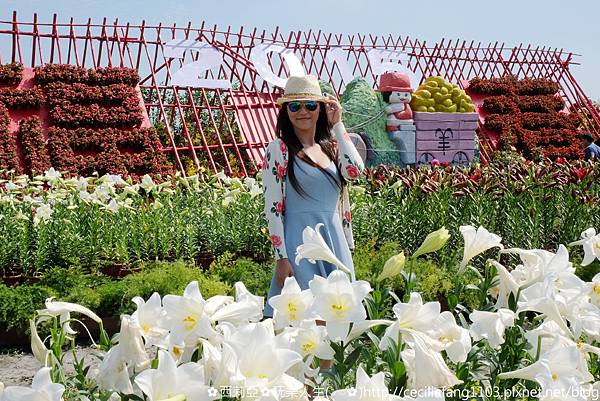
[2,223,600,401]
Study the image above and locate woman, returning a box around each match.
[262,75,364,318]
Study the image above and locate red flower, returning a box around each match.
[344,210,352,223]
[441,161,449,167]
[431,159,440,166]
[261,156,269,171]
[556,157,565,165]
[275,200,285,215]
[276,163,287,180]
[271,235,282,247]
[346,165,360,179]
[571,167,588,181]
[279,140,287,155]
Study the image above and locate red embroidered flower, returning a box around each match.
[276,163,287,180]
[271,235,282,247]
[261,156,269,171]
[343,132,351,141]
[275,199,285,215]
[346,165,360,179]
[344,210,352,223]
[279,140,287,155]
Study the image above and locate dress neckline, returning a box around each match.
[296,156,334,170]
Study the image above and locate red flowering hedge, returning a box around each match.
[35,64,139,86]
[18,116,51,175]
[0,63,171,178]
[473,76,582,160]
[0,63,24,86]
[49,100,143,129]
[0,103,22,173]
[483,95,565,114]
[0,87,44,109]
[47,127,172,177]
[469,76,561,96]
[44,82,138,106]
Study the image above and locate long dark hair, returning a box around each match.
[276,102,344,198]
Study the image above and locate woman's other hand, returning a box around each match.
[276,258,294,288]
[325,94,342,125]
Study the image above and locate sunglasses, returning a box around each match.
[287,101,319,112]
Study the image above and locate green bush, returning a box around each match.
[0,283,56,331]
[208,252,271,297]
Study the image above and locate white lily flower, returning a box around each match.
[459,225,503,272]
[131,293,169,348]
[517,278,573,338]
[134,349,217,401]
[209,282,263,325]
[569,228,600,266]
[201,339,238,389]
[469,309,515,348]
[488,260,520,309]
[163,281,216,346]
[290,320,334,359]
[95,345,135,394]
[346,319,393,343]
[268,277,314,329]
[309,270,372,341]
[226,322,304,400]
[33,204,53,226]
[37,298,102,335]
[412,227,450,259]
[44,168,62,183]
[76,176,89,190]
[102,199,120,213]
[431,312,472,363]
[30,319,50,366]
[140,175,156,193]
[589,273,600,308]
[296,223,354,278]
[377,252,406,282]
[379,293,441,351]
[331,366,402,401]
[113,316,150,370]
[248,183,262,198]
[498,345,586,393]
[401,331,462,391]
[2,367,64,401]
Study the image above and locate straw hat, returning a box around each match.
[276,75,328,105]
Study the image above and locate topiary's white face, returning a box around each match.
[389,91,412,103]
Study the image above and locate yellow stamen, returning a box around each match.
[182,315,197,331]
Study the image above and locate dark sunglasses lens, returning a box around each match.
[287,102,301,112]
[304,101,318,111]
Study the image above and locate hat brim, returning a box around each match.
[377,86,413,93]
[276,94,328,105]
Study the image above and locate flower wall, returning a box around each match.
[0,63,172,178]
[468,76,582,160]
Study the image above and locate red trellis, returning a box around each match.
[1,11,599,176]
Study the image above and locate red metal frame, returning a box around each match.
[1,11,598,176]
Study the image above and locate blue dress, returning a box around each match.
[263,157,355,317]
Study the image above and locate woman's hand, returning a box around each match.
[276,258,294,288]
[325,94,342,125]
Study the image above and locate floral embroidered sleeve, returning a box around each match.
[331,121,365,181]
[262,139,288,260]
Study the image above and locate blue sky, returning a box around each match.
[2,0,598,100]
